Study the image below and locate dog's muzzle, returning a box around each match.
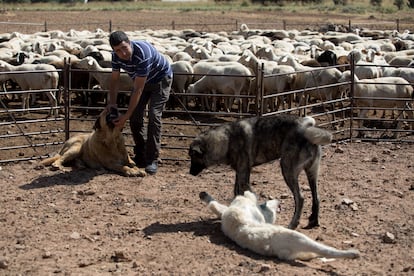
[189,161,205,176]
[106,107,119,128]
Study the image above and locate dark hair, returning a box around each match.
[109,31,129,48]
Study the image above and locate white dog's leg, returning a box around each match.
[199,192,228,218]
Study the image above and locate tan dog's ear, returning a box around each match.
[93,116,101,130]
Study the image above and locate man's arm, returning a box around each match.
[113,75,147,128]
[108,70,121,107]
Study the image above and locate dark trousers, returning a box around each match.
[130,75,172,164]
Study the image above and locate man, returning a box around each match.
[107,30,173,175]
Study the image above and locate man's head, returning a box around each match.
[109,31,132,60]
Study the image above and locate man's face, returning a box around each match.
[113,41,132,61]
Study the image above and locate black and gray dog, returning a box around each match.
[189,114,332,230]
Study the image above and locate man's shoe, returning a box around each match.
[145,161,158,175]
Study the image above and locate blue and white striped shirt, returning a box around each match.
[111,40,172,84]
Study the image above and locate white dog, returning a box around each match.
[200,191,360,261]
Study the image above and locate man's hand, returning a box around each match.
[112,114,128,129]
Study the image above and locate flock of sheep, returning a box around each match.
[0,24,413,137]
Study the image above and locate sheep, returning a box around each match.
[348,49,382,79]
[383,49,414,63]
[300,67,343,108]
[0,60,59,116]
[316,50,337,66]
[387,56,414,67]
[192,60,240,82]
[187,63,253,113]
[255,46,281,61]
[382,67,414,84]
[74,56,133,108]
[183,44,211,60]
[336,55,350,72]
[75,56,133,92]
[238,50,295,111]
[170,60,194,108]
[278,54,318,107]
[339,71,414,138]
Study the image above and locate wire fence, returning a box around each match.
[1,18,413,33]
[1,58,413,164]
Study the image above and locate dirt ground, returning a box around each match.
[1,9,414,276]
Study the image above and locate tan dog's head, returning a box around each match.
[94,107,119,131]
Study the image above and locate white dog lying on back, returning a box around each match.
[199,191,360,261]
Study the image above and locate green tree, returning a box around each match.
[370,0,382,6]
[333,0,348,5]
[394,0,405,9]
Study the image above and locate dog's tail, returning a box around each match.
[299,117,332,145]
[303,127,332,145]
[300,116,316,128]
[199,192,228,218]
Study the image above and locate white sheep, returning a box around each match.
[75,56,133,92]
[339,71,413,138]
[187,63,253,113]
[382,67,414,85]
[192,60,240,82]
[299,67,344,117]
[348,49,382,79]
[0,60,59,116]
[238,50,295,111]
[170,60,194,107]
[387,56,414,67]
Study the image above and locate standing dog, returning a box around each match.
[41,107,146,177]
[200,191,360,261]
[189,114,332,229]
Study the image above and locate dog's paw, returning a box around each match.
[199,191,214,204]
[50,163,64,171]
[125,167,146,177]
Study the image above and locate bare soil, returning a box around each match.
[1,9,414,276]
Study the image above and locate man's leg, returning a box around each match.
[130,90,151,167]
[145,76,172,173]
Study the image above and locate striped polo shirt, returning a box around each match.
[111,40,172,84]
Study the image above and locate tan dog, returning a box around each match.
[41,107,146,177]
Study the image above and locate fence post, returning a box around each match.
[44,21,47,32]
[235,20,238,31]
[257,63,265,116]
[396,19,399,32]
[349,53,355,142]
[283,20,286,30]
[109,20,112,33]
[348,19,351,32]
[172,20,175,30]
[63,58,70,141]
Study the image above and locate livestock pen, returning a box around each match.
[0,57,413,164]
